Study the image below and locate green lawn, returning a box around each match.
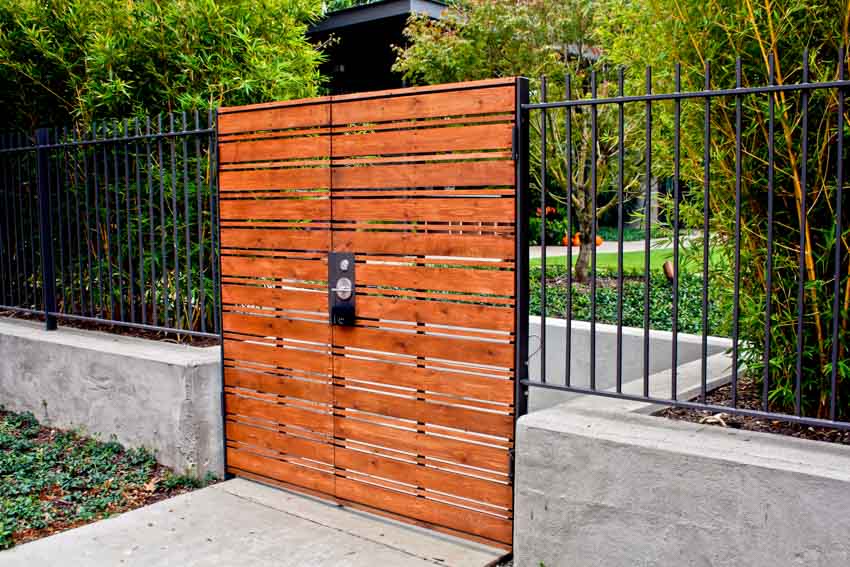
[531,249,720,275]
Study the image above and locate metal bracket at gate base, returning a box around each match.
[329,252,355,326]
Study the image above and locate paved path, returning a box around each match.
[530,234,699,258]
[0,479,505,567]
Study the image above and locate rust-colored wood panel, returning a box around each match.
[224,340,330,375]
[334,327,513,368]
[222,285,326,313]
[218,103,329,134]
[221,168,330,192]
[226,421,333,463]
[356,295,513,332]
[333,231,514,259]
[220,135,329,163]
[334,387,512,438]
[334,448,511,509]
[223,313,329,343]
[332,161,513,190]
[221,256,325,281]
[227,449,335,494]
[331,85,514,125]
[221,198,329,221]
[221,229,329,252]
[226,394,332,435]
[333,197,514,224]
[333,356,512,404]
[358,263,514,296]
[225,368,332,404]
[334,417,510,473]
[335,478,511,544]
[332,123,512,158]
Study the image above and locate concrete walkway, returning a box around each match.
[530,233,699,258]
[1,479,506,567]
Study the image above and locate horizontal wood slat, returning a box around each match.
[358,263,514,296]
[333,356,512,404]
[226,421,333,463]
[335,478,511,544]
[333,197,514,223]
[218,103,329,135]
[221,230,330,252]
[223,313,329,343]
[221,168,330,191]
[221,256,326,280]
[224,340,330,375]
[332,123,512,158]
[331,86,514,125]
[221,198,329,221]
[226,393,333,435]
[356,295,513,332]
[332,160,514,190]
[225,368,332,404]
[333,231,514,259]
[222,285,326,313]
[334,387,512,438]
[333,327,513,368]
[227,449,335,494]
[220,135,329,163]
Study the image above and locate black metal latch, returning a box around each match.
[329,252,355,326]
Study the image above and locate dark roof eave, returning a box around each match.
[308,0,446,35]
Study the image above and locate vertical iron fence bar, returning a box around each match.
[210,109,220,334]
[26,133,37,308]
[82,126,94,317]
[55,128,67,313]
[672,64,681,399]
[158,115,168,328]
[103,123,116,319]
[94,123,104,319]
[515,77,530,419]
[732,58,743,408]
[616,68,625,394]
[701,62,711,403]
[113,120,125,322]
[195,111,206,333]
[124,119,135,323]
[565,74,573,388]
[62,127,74,312]
[539,76,548,384]
[182,113,192,331]
[170,113,180,329]
[590,71,598,391]
[6,134,20,306]
[1,136,10,305]
[36,128,57,330]
[71,128,83,314]
[148,117,158,326]
[1,135,12,306]
[830,50,845,421]
[764,54,776,411]
[14,134,26,307]
[795,52,809,417]
[135,119,146,325]
[643,66,652,397]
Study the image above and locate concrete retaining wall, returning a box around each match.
[0,318,223,477]
[515,397,850,566]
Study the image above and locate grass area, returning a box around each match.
[531,249,677,273]
[0,410,216,549]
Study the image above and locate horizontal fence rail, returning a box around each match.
[521,51,849,430]
[0,112,220,338]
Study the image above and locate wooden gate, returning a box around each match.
[217,78,524,547]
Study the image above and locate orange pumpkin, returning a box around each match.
[595,235,604,247]
[572,233,581,247]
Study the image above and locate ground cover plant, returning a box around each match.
[0,409,214,550]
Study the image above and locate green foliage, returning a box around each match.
[0,409,214,549]
[0,0,325,128]
[599,0,850,417]
[530,265,728,336]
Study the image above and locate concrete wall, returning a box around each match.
[0,318,223,477]
[515,397,850,567]
[528,317,732,411]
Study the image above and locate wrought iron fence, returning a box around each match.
[0,112,219,338]
[518,50,849,430]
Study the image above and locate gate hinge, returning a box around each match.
[508,447,515,481]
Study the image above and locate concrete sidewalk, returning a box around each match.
[0,479,506,567]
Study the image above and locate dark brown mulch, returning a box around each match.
[0,310,219,347]
[659,378,850,445]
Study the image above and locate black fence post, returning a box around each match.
[514,77,530,421]
[36,128,57,330]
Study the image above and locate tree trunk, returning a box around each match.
[573,211,595,284]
